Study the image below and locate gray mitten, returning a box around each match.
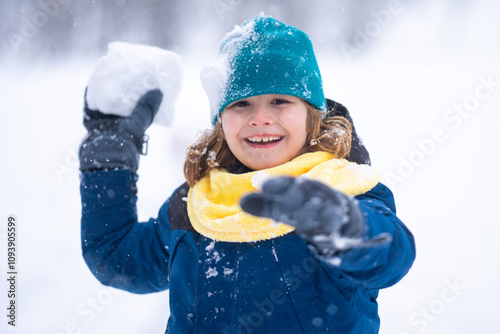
[79,89,163,172]
[240,176,386,256]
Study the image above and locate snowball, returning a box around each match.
[86,41,182,127]
[251,170,270,190]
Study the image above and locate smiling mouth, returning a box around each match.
[245,136,283,145]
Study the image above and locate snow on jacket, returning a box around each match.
[80,164,415,333]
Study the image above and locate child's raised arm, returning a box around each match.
[79,89,172,294]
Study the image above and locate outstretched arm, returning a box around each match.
[336,183,415,289]
[240,177,415,290]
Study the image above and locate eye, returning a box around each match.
[271,98,289,105]
[229,100,250,108]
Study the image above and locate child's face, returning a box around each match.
[221,94,308,170]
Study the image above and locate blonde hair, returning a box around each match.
[183,104,352,187]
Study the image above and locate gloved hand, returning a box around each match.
[79,89,163,173]
[240,176,386,256]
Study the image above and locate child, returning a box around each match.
[79,14,415,334]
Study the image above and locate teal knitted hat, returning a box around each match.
[201,14,327,125]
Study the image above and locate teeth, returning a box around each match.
[247,136,282,143]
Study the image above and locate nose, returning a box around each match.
[249,105,274,126]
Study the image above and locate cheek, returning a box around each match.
[221,114,239,144]
[295,123,308,149]
[284,110,308,141]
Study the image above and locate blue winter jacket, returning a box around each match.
[80,168,415,334]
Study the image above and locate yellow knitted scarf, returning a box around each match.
[187,152,380,242]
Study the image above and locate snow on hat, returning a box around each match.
[200,14,327,125]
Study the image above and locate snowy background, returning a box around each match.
[1,0,499,333]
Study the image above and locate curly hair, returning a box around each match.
[183,103,352,187]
